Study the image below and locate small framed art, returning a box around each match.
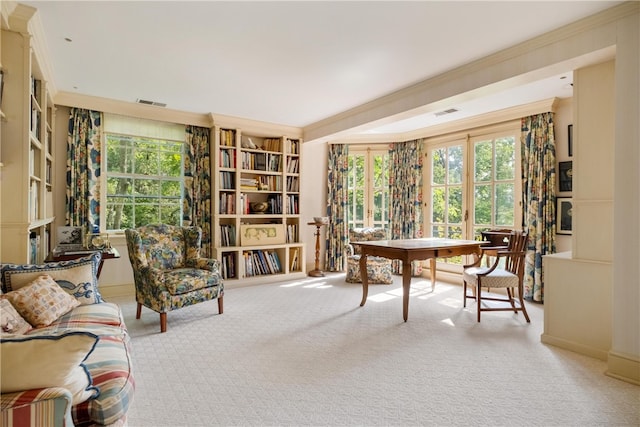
[559,161,572,192]
[557,197,573,235]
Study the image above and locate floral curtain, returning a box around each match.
[67,108,102,228]
[389,139,424,275]
[325,144,349,271]
[184,125,212,257]
[521,112,557,302]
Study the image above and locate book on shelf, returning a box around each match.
[290,247,299,271]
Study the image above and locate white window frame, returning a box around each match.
[346,145,390,230]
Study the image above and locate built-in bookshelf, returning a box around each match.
[1,6,56,264]
[212,126,305,285]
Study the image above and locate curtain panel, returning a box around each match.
[184,125,212,257]
[67,108,102,228]
[389,139,424,276]
[521,112,557,303]
[325,144,349,272]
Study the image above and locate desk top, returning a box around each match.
[352,237,482,250]
[46,247,120,262]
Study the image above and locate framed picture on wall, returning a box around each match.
[568,124,573,157]
[559,161,573,192]
[557,197,573,235]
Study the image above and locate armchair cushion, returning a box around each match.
[160,268,221,295]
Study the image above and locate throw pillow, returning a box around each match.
[4,275,80,328]
[0,298,32,335]
[1,252,104,305]
[0,331,100,404]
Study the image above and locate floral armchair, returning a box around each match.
[125,224,223,332]
[345,227,393,284]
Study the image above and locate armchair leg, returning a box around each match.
[160,313,167,333]
[136,303,142,320]
[218,296,224,314]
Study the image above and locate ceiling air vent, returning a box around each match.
[434,108,459,117]
[136,98,167,107]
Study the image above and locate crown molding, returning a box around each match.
[55,91,213,127]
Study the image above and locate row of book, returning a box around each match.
[243,250,282,277]
[286,138,300,155]
[219,171,235,189]
[219,192,236,214]
[219,129,236,147]
[262,138,282,152]
[286,195,299,215]
[241,152,281,172]
[286,176,299,192]
[221,252,236,279]
[286,157,299,174]
[219,224,236,247]
[219,149,236,168]
[286,224,298,243]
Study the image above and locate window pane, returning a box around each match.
[161,181,182,197]
[135,149,159,175]
[432,187,445,223]
[474,141,492,182]
[432,225,445,238]
[447,146,463,184]
[134,179,160,196]
[107,177,132,196]
[495,137,515,180]
[495,183,515,226]
[431,148,446,185]
[447,186,462,223]
[474,184,491,225]
[106,138,133,174]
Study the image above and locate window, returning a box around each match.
[103,114,185,231]
[346,147,390,229]
[427,125,521,268]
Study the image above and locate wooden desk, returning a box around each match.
[354,238,484,322]
[45,248,120,278]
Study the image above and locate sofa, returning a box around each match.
[1,252,135,426]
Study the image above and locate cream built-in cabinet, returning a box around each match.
[1,5,56,264]
[212,126,305,286]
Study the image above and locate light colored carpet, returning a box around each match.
[111,273,639,426]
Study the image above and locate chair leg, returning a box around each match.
[218,296,224,314]
[506,288,518,313]
[160,313,167,333]
[476,285,482,322]
[518,288,531,323]
[463,280,468,307]
[136,303,142,319]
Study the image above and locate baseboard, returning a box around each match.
[100,283,135,299]
[606,351,640,385]
[540,333,608,361]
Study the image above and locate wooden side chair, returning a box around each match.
[462,230,530,322]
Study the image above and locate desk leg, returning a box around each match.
[359,253,369,307]
[430,258,437,291]
[402,261,412,322]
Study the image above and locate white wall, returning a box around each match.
[299,140,328,271]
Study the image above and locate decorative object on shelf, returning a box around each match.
[558,161,572,192]
[86,233,111,250]
[55,226,84,252]
[240,224,285,245]
[250,202,269,214]
[307,220,327,277]
[556,197,572,235]
[313,216,328,224]
[568,124,573,157]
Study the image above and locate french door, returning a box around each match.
[346,147,390,229]
[427,127,521,269]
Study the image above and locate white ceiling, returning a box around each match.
[22,1,621,136]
